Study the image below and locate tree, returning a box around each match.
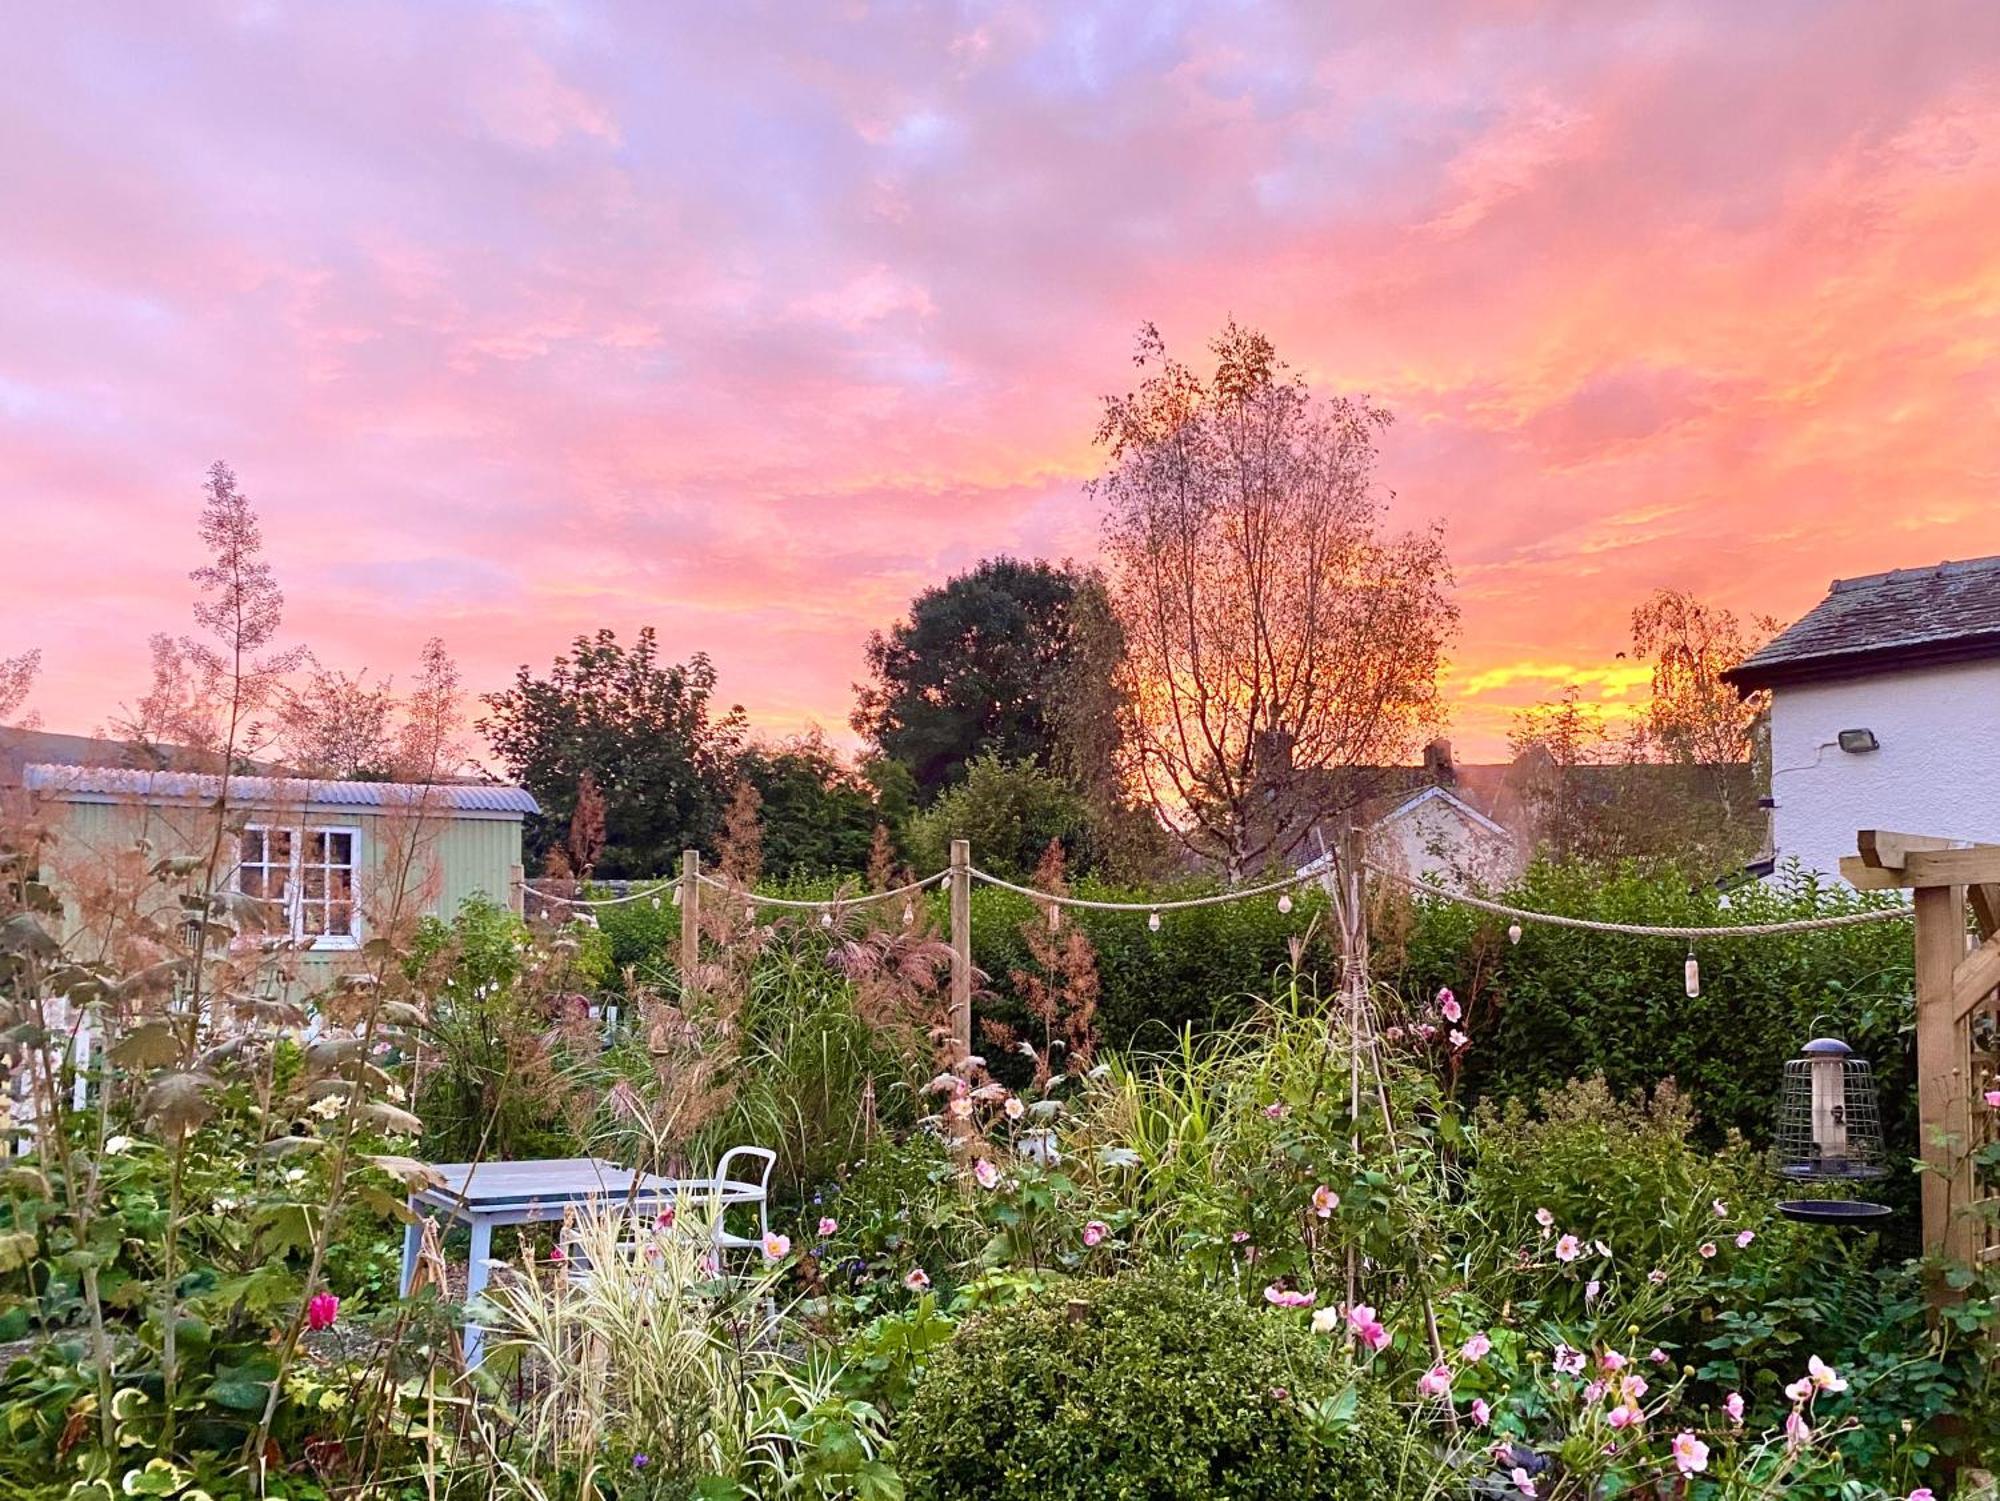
[277,664,397,778]
[0,648,40,727]
[1629,589,1775,790]
[906,754,1088,880]
[738,732,881,880]
[479,630,746,878]
[853,557,1109,801]
[1093,321,1457,879]
[1507,684,1619,862]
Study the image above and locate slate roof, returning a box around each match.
[22,763,538,816]
[1724,554,2000,691]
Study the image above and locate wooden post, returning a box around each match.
[507,863,524,917]
[680,849,701,992]
[949,838,972,1058]
[1915,882,1975,1268]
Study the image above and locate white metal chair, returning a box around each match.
[707,1145,778,1257]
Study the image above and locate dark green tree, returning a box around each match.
[479,629,746,877]
[906,754,1089,880]
[852,557,1103,802]
[738,732,882,880]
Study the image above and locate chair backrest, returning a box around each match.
[713,1145,777,1238]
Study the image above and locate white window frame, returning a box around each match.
[234,823,363,951]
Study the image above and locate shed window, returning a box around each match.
[236,824,361,948]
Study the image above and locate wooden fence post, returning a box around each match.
[680,849,701,991]
[1915,882,1974,1267]
[949,838,972,1057]
[507,863,524,917]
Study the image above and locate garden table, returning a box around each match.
[399,1156,767,1367]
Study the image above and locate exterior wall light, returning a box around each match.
[1836,728,1879,754]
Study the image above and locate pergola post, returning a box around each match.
[1843,831,2000,1266]
[949,839,972,1057]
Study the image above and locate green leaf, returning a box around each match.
[110,1022,183,1070]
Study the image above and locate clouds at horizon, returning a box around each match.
[4,1,1997,759]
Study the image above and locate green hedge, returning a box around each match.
[594,862,1917,1165]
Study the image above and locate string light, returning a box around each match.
[1048,903,1062,933]
[1507,922,1522,945]
[901,901,915,927]
[650,894,662,910]
[671,884,682,908]
[820,910,834,928]
[1277,893,1293,915]
[1147,910,1162,933]
[1684,945,1701,999]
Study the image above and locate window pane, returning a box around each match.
[304,868,326,901]
[240,868,268,899]
[306,831,327,863]
[329,831,354,865]
[326,901,352,935]
[240,829,264,865]
[328,867,353,901]
[268,830,293,865]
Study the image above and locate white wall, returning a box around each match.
[1368,793,1523,887]
[1769,658,2000,879]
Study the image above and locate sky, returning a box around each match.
[4,1,1997,763]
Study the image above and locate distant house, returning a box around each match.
[9,734,536,976]
[1723,554,2000,880]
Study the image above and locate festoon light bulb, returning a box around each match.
[1684,949,1701,998]
[1507,922,1522,945]
[901,901,915,927]
[1277,893,1293,915]
[1148,910,1162,932]
[820,909,834,928]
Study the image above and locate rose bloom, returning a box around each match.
[1083,1219,1109,1247]
[1311,1185,1340,1217]
[818,1217,838,1237]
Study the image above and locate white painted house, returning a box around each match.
[1724,555,2000,881]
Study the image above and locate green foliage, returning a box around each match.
[894,1265,1403,1501]
[480,627,748,877]
[853,557,1098,802]
[905,756,1088,880]
[807,1131,969,1320]
[741,738,885,880]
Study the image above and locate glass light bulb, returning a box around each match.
[1148,910,1162,932]
[1277,893,1293,915]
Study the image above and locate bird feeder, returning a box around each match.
[1774,1033,1892,1226]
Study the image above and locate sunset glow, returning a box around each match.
[6,3,1997,757]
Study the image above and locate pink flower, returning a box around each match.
[1311,1184,1340,1217]
[1807,1354,1848,1393]
[1736,1229,1755,1249]
[1620,1374,1650,1403]
[1608,1404,1639,1430]
[762,1231,791,1260]
[1648,1348,1669,1365]
[1786,1376,1812,1402]
[1985,1090,2000,1109]
[1439,989,1462,1023]
[904,1267,931,1291]
[1262,1103,1287,1119]
[1712,1198,1729,1218]
[1471,1398,1491,1426]
[1584,1279,1601,1305]
[1786,1411,1812,1449]
[1553,1345,1585,1376]
[306,1292,339,1332]
[1449,1029,1470,1051]
[1534,1207,1555,1229]
[1004,1095,1026,1120]
[947,1095,973,1120]
[1698,1241,1717,1259]
[1343,1304,1390,1351]
[972,1158,999,1190]
[818,1217,838,1237]
[1555,1234,1581,1263]
[1910,1489,1937,1501]
[1462,1331,1492,1362]
[1511,1465,1537,1497]
[1263,1284,1314,1309]
[1360,1321,1391,1352]
[1671,1431,1709,1475]
[1083,1219,1109,1247]
[1417,1363,1452,1398]
[656,1208,676,1230]
[1582,1379,1608,1405]
[1724,1391,1745,1425]
[549,1245,567,1264]
[1600,1351,1627,1372]
[1647,1268,1667,1285]
[1230,1230,1251,1243]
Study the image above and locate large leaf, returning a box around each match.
[206,1359,276,1412]
[110,1022,183,1070]
[141,1071,215,1138]
[257,1135,324,1160]
[0,1230,38,1273]
[366,1154,444,1191]
[110,958,192,1001]
[355,1101,423,1137]
[303,1036,369,1071]
[0,912,60,959]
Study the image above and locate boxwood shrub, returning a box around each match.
[895,1266,1404,1501]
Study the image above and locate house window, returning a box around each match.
[236,824,361,948]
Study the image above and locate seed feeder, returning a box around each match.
[1773,1032,1893,1227]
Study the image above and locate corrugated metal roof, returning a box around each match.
[23,763,538,815]
[1725,554,2000,690]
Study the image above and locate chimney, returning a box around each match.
[1423,738,1455,786]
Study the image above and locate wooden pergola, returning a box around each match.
[1843,831,2000,1265]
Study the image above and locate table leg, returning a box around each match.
[399,1201,423,1298]
[463,1216,493,1369]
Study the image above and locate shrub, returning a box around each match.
[894,1265,1405,1501]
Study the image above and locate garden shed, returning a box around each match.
[22,762,536,976]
